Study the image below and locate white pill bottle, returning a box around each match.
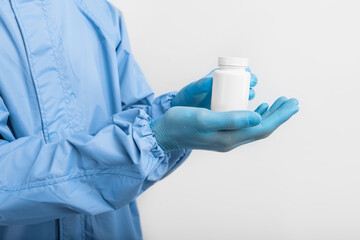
[211,57,251,112]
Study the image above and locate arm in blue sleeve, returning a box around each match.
[0,96,175,225]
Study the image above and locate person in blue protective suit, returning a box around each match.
[0,0,299,239]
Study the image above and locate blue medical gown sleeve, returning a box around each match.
[0,11,191,227]
[0,97,190,225]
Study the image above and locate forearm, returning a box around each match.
[0,109,169,225]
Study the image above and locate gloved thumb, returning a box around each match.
[200,110,262,131]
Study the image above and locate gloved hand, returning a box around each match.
[171,68,258,109]
[151,97,299,152]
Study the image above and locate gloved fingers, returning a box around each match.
[262,98,299,131]
[250,73,258,87]
[261,96,288,118]
[245,67,258,88]
[249,88,255,100]
[199,109,262,131]
[229,99,298,148]
[255,103,269,115]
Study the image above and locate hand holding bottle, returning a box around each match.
[171,66,257,109]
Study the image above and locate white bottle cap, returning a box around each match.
[218,57,248,67]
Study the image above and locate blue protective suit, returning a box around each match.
[0,0,191,239]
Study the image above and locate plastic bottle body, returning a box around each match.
[211,66,250,112]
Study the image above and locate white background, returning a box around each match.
[110,0,360,239]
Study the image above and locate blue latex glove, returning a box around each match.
[151,97,299,152]
[171,68,258,109]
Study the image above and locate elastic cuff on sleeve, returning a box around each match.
[133,110,191,183]
[133,111,171,181]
